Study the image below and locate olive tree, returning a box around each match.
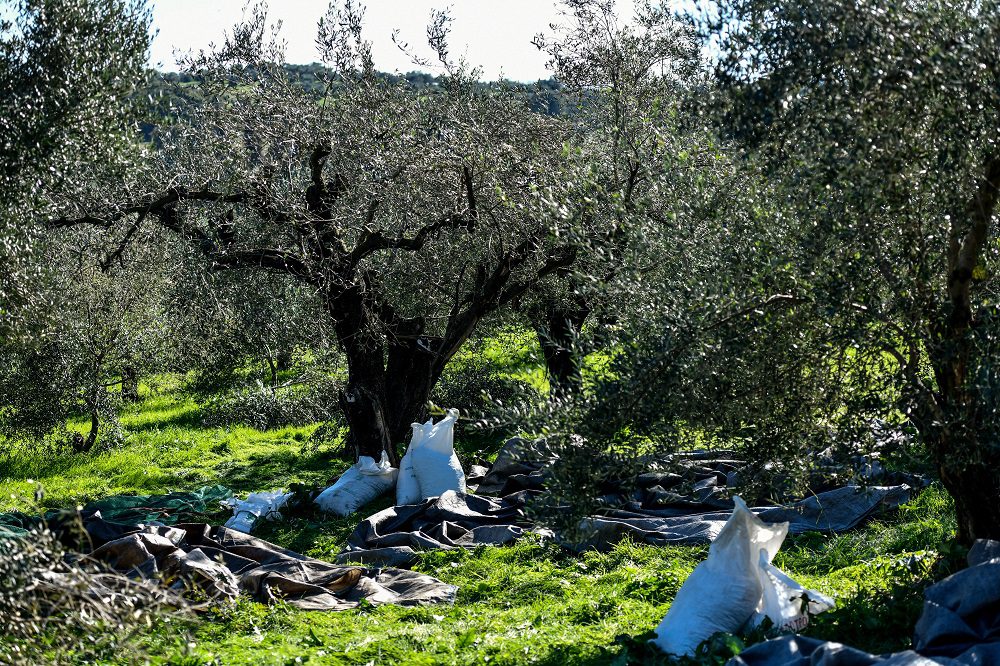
[504,144,802,535]
[50,2,602,463]
[0,0,151,337]
[0,229,173,451]
[699,0,1000,542]
[524,0,702,392]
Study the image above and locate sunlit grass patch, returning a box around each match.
[0,389,338,511]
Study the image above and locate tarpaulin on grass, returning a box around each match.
[337,489,549,567]
[0,485,234,539]
[83,485,234,524]
[728,540,1000,665]
[580,484,912,550]
[3,486,456,611]
[337,439,914,566]
[80,518,456,610]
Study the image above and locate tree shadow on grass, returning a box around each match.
[120,406,206,433]
[531,645,631,666]
[212,446,346,493]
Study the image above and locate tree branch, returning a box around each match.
[49,187,246,230]
[349,210,469,264]
[98,211,145,271]
[434,243,579,370]
[704,293,807,333]
[209,248,311,277]
[348,168,477,265]
[51,188,313,282]
[305,144,332,219]
[496,246,578,308]
[462,164,478,229]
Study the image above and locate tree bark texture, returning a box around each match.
[121,364,140,403]
[339,339,441,467]
[330,284,451,466]
[534,301,591,394]
[938,453,1000,543]
[919,157,1000,543]
[534,299,591,392]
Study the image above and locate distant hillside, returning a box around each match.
[138,63,568,141]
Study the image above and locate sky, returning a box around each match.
[148,0,642,81]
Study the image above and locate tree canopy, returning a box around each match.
[0,0,151,336]
[48,3,613,462]
[8,0,1000,545]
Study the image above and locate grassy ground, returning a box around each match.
[0,389,331,513]
[0,381,960,665]
[148,488,957,666]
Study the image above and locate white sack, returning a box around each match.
[396,422,426,505]
[652,497,834,656]
[223,490,293,534]
[315,451,398,516]
[411,409,466,499]
[753,549,835,632]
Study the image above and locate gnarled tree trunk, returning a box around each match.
[917,156,1000,544]
[121,364,140,403]
[939,453,1000,544]
[329,285,453,466]
[534,300,591,394]
[339,338,442,467]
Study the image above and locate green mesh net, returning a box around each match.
[0,485,233,539]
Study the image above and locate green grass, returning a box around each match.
[447,326,617,395]
[147,537,704,666]
[143,495,958,666]
[0,382,960,665]
[449,326,551,393]
[0,387,343,513]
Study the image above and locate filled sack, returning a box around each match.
[396,421,430,505]
[753,548,834,632]
[410,409,466,499]
[223,490,293,533]
[652,496,833,656]
[315,450,398,516]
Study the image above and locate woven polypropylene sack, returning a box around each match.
[396,422,428,505]
[316,451,398,516]
[653,497,832,656]
[411,409,465,499]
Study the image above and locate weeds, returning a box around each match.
[0,526,190,665]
